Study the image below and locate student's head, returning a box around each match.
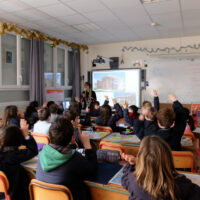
[157,108,175,129]
[128,105,138,114]
[2,105,18,127]
[100,105,112,124]
[94,101,100,110]
[0,125,24,150]
[47,101,55,108]
[145,107,157,121]
[84,82,91,91]
[38,107,51,121]
[49,117,74,147]
[25,101,39,118]
[64,110,79,125]
[69,102,81,116]
[49,103,58,114]
[134,136,177,200]
[142,101,152,116]
[184,108,195,131]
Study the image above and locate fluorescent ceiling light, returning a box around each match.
[72,23,101,32]
[140,0,170,4]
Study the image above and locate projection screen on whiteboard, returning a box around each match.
[92,69,141,107]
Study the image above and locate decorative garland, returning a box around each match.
[0,22,88,50]
[122,44,200,54]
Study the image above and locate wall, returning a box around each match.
[86,35,200,104]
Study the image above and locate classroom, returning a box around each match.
[0,0,200,200]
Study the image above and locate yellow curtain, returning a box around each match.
[0,22,88,50]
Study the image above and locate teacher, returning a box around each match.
[81,82,97,109]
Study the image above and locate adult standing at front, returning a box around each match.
[81,82,97,109]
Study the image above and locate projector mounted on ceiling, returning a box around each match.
[92,55,113,67]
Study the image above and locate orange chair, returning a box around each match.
[95,126,112,133]
[31,133,50,144]
[29,179,73,200]
[0,171,11,200]
[116,118,126,123]
[99,141,124,155]
[172,151,195,173]
[30,132,50,151]
[184,132,196,141]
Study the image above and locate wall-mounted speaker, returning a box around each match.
[109,57,119,69]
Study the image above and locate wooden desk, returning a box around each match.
[22,157,129,200]
[85,181,129,200]
[102,133,140,155]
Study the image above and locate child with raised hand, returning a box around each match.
[133,90,159,140]
[156,94,187,150]
[122,135,200,200]
[0,119,38,200]
[36,117,97,200]
[94,97,123,131]
[1,105,21,127]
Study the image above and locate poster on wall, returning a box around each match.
[46,90,64,105]
[6,51,12,64]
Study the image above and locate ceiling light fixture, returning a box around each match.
[151,22,159,26]
[141,0,169,4]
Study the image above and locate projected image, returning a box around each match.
[92,69,141,107]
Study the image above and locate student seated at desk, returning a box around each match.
[49,103,59,123]
[122,135,200,200]
[33,107,51,134]
[90,101,100,117]
[24,101,39,129]
[36,117,97,200]
[1,105,22,128]
[184,107,197,132]
[64,110,82,147]
[0,119,38,200]
[134,94,186,151]
[91,97,123,131]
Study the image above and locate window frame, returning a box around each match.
[45,43,72,91]
[0,33,30,90]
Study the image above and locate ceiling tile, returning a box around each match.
[13,8,50,21]
[0,0,30,12]
[37,3,76,17]
[144,0,180,15]
[19,0,59,7]
[83,10,117,22]
[181,0,200,11]
[66,0,106,13]
[56,14,89,25]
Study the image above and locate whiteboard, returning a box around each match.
[144,59,200,103]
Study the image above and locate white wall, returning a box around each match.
[85,35,200,103]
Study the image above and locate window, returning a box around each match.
[44,43,54,88]
[21,38,30,85]
[1,34,17,85]
[57,48,65,87]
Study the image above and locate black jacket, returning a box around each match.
[36,150,97,200]
[134,101,186,150]
[94,102,123,131]
[156,101,187,151]
[0,136,38,200]
[122,163,200,200]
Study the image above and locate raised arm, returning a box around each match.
[133,115,145,140]
[123,101,134,126]
[169,94,187,134]
[153,90,160,111]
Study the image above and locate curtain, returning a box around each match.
[72,49,81,101]
[29,38,46,106]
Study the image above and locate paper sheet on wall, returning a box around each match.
[46,90,64,105]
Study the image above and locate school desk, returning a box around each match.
[102,132,140,155]
[22,157,129,200]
